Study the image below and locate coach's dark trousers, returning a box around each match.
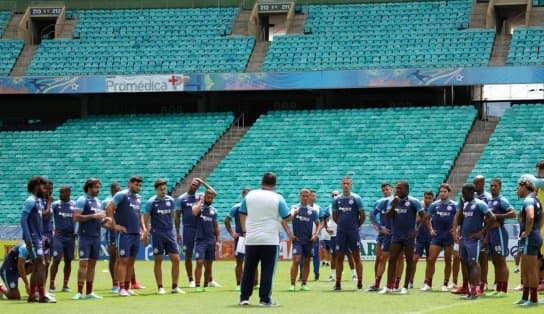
[240,245,279,303]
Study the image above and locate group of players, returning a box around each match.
[0,176,222,303]
[1,161,544,306]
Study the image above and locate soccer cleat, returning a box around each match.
[514,267,520,274]
[131,282,145,289]
[288,285,296,292]
[48,287,56,293]
[519,300,538,306]
[441,285,449,292]
[352,274,357,281]
[513,284,523,291]
[195,287,204,293]
[235,285,241,291]
[72,292,84,300]
[112,286,120,294]
[314,274,319,281]
[513,299,527,305]
[118,289,130,297]
[27,296,38,303]
[85,292,102,299]
[158,288,166,295]
[189,281,196,288]
[239,300,249,306]
[62,287,71,292]
[172,287,186,294]
[328,275,335,282]
[451,286,468,294]
[259,299,278,307]
[400,288,408,295]
[39,295,57,303]
[447,283,457,290]
[300,285,311,291]
[485,291,499,297]
[420,284,432,291]
[378,287,392,294]
[462,294,478,301]
[366,285,380,292]
[127,289,138,296]
[208,280,222,288]
[332,285,342,291]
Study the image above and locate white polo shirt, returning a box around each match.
[240,189,290,246]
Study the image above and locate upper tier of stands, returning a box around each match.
[0,112,233,224]
[27,8,255,76]
[0,11,24,76]
[465,104,544,210]
[263,0,494,72]
[205,106,477,220]
[507,27,544,66]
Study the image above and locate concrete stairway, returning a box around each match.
[245,41,270,72]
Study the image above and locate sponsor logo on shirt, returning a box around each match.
[58,212,73,218]
[338,207,352,213]
[156,209,172,215]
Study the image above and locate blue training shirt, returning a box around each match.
[416,203,432,243]
[144,195,176,232]
[460,198,489,240]
[331,193,364,232]
[20,194,44,242]
[195,204,217,242]
[487,195,513,226]
[75,194,102,238]
[52,200,76,235]
[228,202,243,234]
[112,189,142,234]
[292,203,319,244]
[428,200,457,233]
[175,192,203,229]
[520,193,542,238]
[387,196,423,238]
[372,197,392,230]
[42,198,54,235]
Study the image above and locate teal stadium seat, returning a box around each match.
[205,106,477,219]
[27,8,255,76]
[263,1,495,72]
[0,113,233,224]
[0,11,24,76]
[507,27,544,66]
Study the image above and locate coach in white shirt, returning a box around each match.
[239,172,293,306]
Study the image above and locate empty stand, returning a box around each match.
[507,27,544,65]
[0,11,24,75]
[0,113,233,224]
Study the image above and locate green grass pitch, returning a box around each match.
[0,260,540,313]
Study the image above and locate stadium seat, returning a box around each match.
[506,27,544,66]
[0,11,24,76]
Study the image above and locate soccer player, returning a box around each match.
[225,187,257,290]
[0,242,35,300]
[49,185,76,293]
[379,180,423,295]
[143,179,184,295]
[485,178,515,297]
[411,190,434,288]
[453,183,494,300]
[106,176,145,297]
[175,178,217,288]
[331,177,365,291]
[421,183,457,292]
[102,182,121,293]
[368,182,392,291]
[20,176,55,303]
[306,190,321,281]
[289,189,321,291]
[72,178,106,300]
[514,178,543,306]
[42,179,54,296]
[473,175,492,291]
[192,190,219,292]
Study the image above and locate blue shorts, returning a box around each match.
[460,239,481,263]
[292,242,313,258]
[105,229,117,246]
[519,236,543,256]
[234,238,244,259]
[182,226,196,254]
[151,230,179,256]
[487,227,508,257]
[43,233,53,257]
[335,230,360,253]
[0,261,19,292]
[329,236,337,255]
[381,235,392,252]
[117,233,140,258]
[415,241,430,257]
[391,235,414,248]
[320,240,331,250]
[53,234,75,261]
[29,237,44,260]
[79,235,101,260]
[431,231,454,248]
[195,241,215,261]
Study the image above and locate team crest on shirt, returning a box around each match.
[349,199,354,205]
[210,209,215,215]
[447,206,453,211]
[166,201,171,207]
[471,205,476,209]
[405,201,411,206]
[493,201,498,206]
